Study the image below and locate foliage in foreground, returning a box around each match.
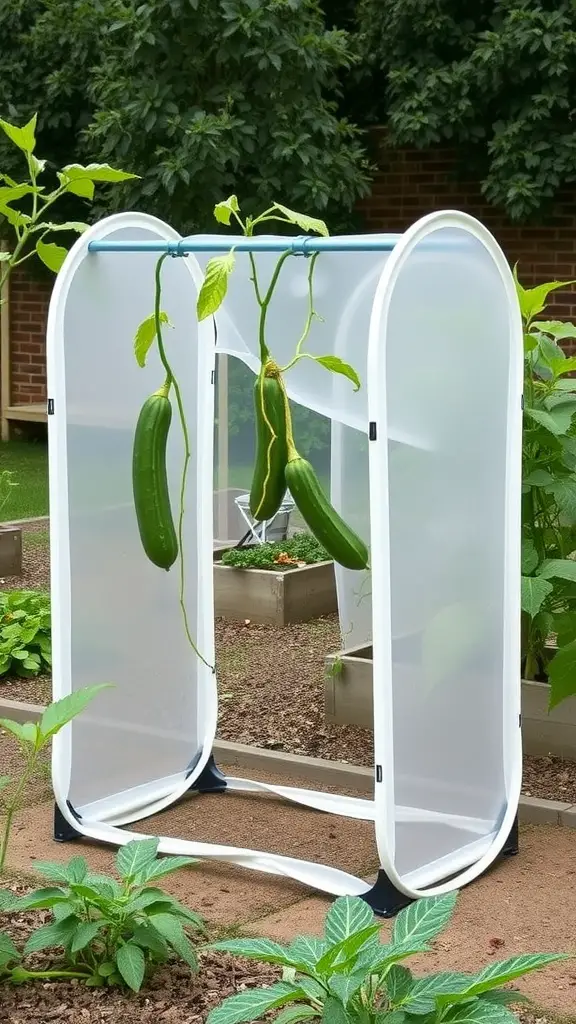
[1,839,203,991]
[0,590,51,679]
[357,0,576,220]
[208,892,567,1024]
[516,275,576,707]
[0,686,109,871]
[221,533,330,571]
[0,0,371,233]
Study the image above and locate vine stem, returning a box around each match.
[0,751,37,871]
[280,252,319,373]
[152,254,214,672]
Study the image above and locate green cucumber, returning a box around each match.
[132,388,178,570]
[249,369,289,521]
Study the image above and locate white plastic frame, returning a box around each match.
[47,210,523,904]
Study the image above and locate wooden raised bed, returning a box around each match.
[0,524,22,577]
[214,547,337,626]
[324,642,576,760]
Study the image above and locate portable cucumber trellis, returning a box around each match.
[46,208,523,914]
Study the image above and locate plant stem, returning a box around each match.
[152,255,214,672]
[257,250,292,364]
[280,252,319,372]
[0,751,37,871]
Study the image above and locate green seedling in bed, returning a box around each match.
[0,590,51,679]
[0,685,109,872]
[208,892,568,1024]
[220,533,329,571]
[2,838,203,991]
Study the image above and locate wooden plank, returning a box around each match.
[0,242,10,441]
[4,403,48,423]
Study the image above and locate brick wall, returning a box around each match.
[7,268,51,405]
[6,138,576,405]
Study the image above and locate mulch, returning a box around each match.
[0,882,565,1024]
[2,527,576,806]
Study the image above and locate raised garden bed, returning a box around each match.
[0,525,22,578]
[324,642,576,760]
[213,538,337,626]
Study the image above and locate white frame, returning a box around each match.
[47,210,523,903]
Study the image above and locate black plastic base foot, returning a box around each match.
[53,802,82,843]
[188,755,227,794]
[502,814,519,856]
[361,869,413,918]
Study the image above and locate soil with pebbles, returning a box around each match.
[2,528,576,806]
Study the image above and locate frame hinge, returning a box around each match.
[375,764,383,783]
[47,398,54,415]
[369,421,377,441]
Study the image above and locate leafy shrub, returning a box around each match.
[220,533,329,570]
[517,275,576,707]
[3,838,203,990]
[208,892,567,1024]
[0,590,51,678]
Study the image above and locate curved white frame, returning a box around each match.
[47,209,523,905]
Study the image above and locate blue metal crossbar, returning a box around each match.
[87,234,403,255]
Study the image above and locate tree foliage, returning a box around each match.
[0,0,371,233]
[358,0,576,219]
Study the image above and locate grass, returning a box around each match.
[0,441,48,520]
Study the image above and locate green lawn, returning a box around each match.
[1,440,49,520]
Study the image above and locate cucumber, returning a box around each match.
[249,369,288,521]
[285,455,369,571]
[132,388,178,570]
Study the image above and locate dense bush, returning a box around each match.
[0,0,371,233]
[357,0,576,219]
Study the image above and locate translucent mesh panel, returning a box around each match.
[57,224,212,810]
[371,226,515,880]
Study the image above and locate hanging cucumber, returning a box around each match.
[132,383,178,570]
[285,454,369,571]
[249,362,288,521]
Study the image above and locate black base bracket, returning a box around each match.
[187,754,227,794]
[54,801,82,843]
[362,812,520,918]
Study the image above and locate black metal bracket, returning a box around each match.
[502,814,519,856]
[187,754,228,794]
[54,801,82,843]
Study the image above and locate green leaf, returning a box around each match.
[444,1004,515,1024]
[271,203,328,237]
[329,971,366,1005]
[39,685,110,743]
[521,575,553,617]
[532,320,576,340]
[287,936,327,970]
[513,270,575,323]
[408,972,473,1010]
[523,470,554,488]
[547,478,576,522]
[131,923,170,956]
[133,311,172,368]
[36,239,67,273]
[148,913,197,969]
[41,221,89,235]
[210,937,291,965]
[23,916,77,954]
[58,173,94,199]
[0,719,39,746]
[521,540,538,575]
[297,977,327,1003]
[0,115,37,154]
[66,856,89,883]
[479,990,530,1006]
[34,860,75,884]
[324,895,375,946]
[538,558,576,583]
[275,1009,320,1024]
[393,893,457,948]
[206,982,302,1024]
[0,252,10,262]
[316,924,381,973]
[137,853,197,883]
[0,930,21,964]
[457,954,568,998]
[214,195,240,226]
[116,837,159,880]
[321,996,351,1023]
[548,641,576,709]
[197,252,235,321]
[11,887,68,911]
[116,941,146,992]
[386,964,413,1005]
[524,407,570,436]
[61,163,139,184]
[71,920,103,954]
[313,356,361,392]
